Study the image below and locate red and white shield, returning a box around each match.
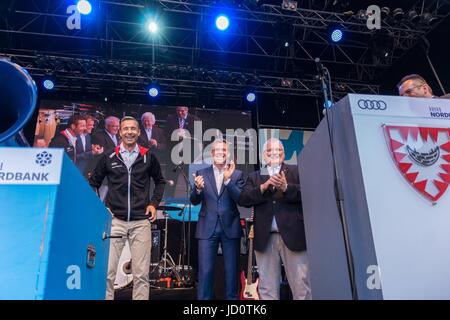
[384,125,450,203]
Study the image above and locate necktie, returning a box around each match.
[179,117,185,129]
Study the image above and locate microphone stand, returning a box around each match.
[174,162,192,285]
[316,58,358,300]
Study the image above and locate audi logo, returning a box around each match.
[357,99,387,110]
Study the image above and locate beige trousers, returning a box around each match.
[105,217,152,300]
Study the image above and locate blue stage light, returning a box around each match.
[246,92,256,103]
[77,0,92,15]
[148,86,159,98]
[215,15,230,31]
[43,79,55,90]
[331,29,343,42]
[148,21,158,33]
[323,100,333,108]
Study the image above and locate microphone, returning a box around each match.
[314,57,325,76]
[315,57,330,106]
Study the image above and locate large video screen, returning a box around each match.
[32,100,255,218]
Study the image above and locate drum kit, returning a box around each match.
[114,205,195,291]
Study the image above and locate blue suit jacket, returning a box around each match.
[190,166,244,240]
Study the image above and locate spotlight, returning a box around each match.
[356,9,368,20]
[407,10,420,24]
[331,29,343,43]
[381,7,390,19]
[246,92,256,103]
[323,100,333,108]
[148,86,159,98]
[42,78,55,90]
[393,8,404,21]
[281,78,293,88]
[423,13,439,26]
[215,15,230,31]
[148,21,158,33]
[282,0,298,11]
[284,41,290,47]
[77,0,92,15]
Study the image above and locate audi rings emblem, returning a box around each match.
[357,99,387,110]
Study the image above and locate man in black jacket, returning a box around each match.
[89,116,166,300]
[239,138,311,300]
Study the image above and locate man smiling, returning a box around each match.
[89,116,166,300]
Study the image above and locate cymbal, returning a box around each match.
[156,205,184,212]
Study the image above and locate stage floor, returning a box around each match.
[115,286,197,300]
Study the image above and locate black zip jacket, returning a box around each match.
[89,145,165,221]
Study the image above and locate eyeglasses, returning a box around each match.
[401,83,425,96]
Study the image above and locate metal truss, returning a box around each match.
[0,0,446,97]
[0,52,379,100]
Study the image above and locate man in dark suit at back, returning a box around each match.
[165,106,200,140]
[190,139,245,300]
[76,115,103,177]
[239,138,311,300]
[166,106,202,197]
[397,74,450,99]
[92,116,120,152]
[137,112,167,155]
[90,115,120,198]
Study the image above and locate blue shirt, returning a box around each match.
[119,143,139,169]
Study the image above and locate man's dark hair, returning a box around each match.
[67,114,86,127]
[397,74,428,89]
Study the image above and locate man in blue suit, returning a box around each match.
[190,139,245,300]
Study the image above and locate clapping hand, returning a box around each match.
[223,161,235,181]
[92,144,104,155]
[149,139,158,147]
[270,171,288,192]
[193,173,205,190]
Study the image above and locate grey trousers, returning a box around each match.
[105,217,152,300]
[255,233,311,300]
